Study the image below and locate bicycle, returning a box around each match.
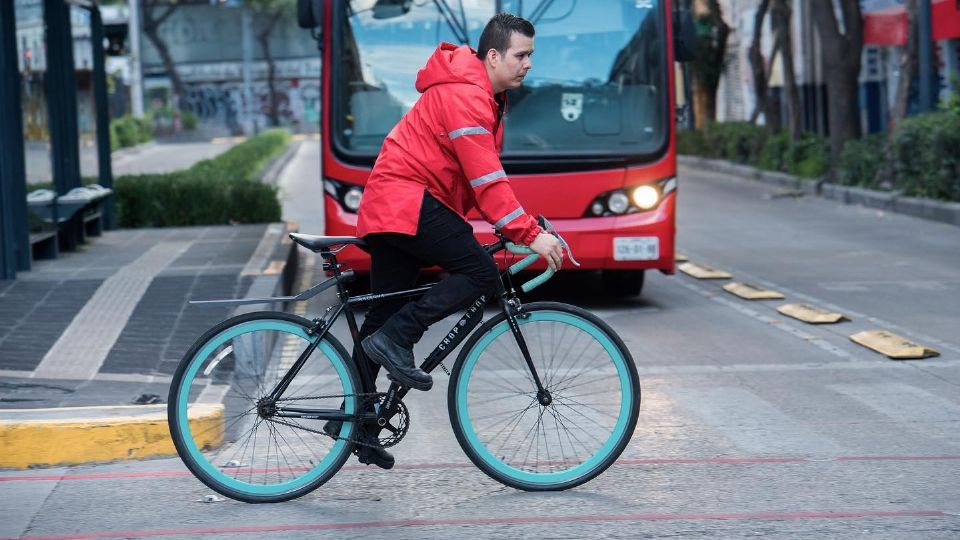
[167,219,641,503]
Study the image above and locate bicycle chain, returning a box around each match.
[272,392,400,450]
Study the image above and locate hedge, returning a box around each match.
[115,130,288,228]
[677,122,829,179]
[110,115,153,151]
[678,113,959,201]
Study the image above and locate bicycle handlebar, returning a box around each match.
[501,216,580,293]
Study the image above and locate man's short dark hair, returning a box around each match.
[476,13,535,60]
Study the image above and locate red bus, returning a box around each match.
[301,0,691,296]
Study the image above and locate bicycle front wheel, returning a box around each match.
[448,302,640,491]
[168,312,360,503]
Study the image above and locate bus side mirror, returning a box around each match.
[297,0,323,29]
[673,9,697,63]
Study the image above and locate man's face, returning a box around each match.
[488,32,534,92]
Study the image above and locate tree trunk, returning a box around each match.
[748,0,771,125]
[890,0,919,126]
[256,17,282,127]
[141,2,184,109]
[704,0,730,124]
[772,0,802,140]
[810,0,863,163]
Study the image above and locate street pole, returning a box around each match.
[128,0,144,117]
[917,0,934,112]
[0,0,30,276]
[90,5,115,230]
[242,2,256,135]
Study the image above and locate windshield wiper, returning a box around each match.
[433,0,470,45]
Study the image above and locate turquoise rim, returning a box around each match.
[176,319,355,496]
[456,311,633,485]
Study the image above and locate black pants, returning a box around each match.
[355,192,500,385]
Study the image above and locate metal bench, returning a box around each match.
[26,184,113,259]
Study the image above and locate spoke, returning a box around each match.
[547,405,594,463]
[551,402,610,446]
[553,395,622,421]
[490,399,539,459]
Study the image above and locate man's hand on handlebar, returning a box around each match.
[529,232,564,272]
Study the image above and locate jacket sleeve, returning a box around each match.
[440,87,542,245]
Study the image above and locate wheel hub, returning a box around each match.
[537,390,553,406]
[257,398,277,418]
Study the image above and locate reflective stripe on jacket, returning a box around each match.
[356,42,542,245]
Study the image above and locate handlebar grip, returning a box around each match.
[505,242,554,292]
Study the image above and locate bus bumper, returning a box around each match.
[323,193,676,275]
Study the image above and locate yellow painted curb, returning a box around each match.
[723,282,785,300]
[678,262,732,279]
[675,252,689,263]
[0,404,223,469]
[291,133,321,141]
[777,303,847,324]
[849,330,940,360]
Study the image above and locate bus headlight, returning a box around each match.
[343,187,363,212]
[607,192,630,214]
[631,185,660,210]
[584,177,676,217]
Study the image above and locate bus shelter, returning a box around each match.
[0,0,115,280]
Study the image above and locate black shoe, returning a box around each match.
[322,400,345,439]
[322,419,342,439]
[362,332,433,391]
[356,441,395,470]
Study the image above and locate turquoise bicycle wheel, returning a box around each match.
[448,302,640,491]
[167,312,360,503]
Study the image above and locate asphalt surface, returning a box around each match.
[2,146,958,539]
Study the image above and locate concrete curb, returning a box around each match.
[678,155,960,228]
[259,140,302,186]
[0,223,299,470]
[0,404,223,469]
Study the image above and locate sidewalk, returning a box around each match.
[0,222,297,468]
[2,135,309,469]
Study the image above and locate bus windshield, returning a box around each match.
[333,0,667,162]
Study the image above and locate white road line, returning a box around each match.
[32,242,191,380]
[830,382,960,424]
[666,387,843,456]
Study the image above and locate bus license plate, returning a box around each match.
[613,237,659,261]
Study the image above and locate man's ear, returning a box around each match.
[485,48,499,66]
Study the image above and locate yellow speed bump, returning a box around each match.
[0,403,223,469]
[678,262,731,280]
[849,330,940,360]
[777,303,848,324]
[723,282,785,300]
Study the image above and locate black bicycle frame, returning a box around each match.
[267,239,548,425]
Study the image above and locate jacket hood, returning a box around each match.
[415,43,493,95]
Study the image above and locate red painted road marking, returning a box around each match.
[2,510,949,540]
[1,455,959,483]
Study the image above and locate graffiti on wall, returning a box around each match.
[179,79,321,131]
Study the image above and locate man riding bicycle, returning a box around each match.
[348,13,564,468]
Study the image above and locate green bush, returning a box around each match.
[891,111,960,201]
[110,115,153,150]
[838,133,886,187]
[115,130,289,228]
[697,122,766,164]
[757,132,790,172]
[785,133,829,178]
[676,129,706,155]
[181,111,198,130]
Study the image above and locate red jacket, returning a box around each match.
[356,43,542,245]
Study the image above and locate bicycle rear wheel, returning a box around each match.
[448,302,640,491]
[167,312,360,503]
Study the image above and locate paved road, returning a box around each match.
[25,140,236,185]
[2,152,958,539]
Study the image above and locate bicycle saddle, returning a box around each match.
[289,233,368,252]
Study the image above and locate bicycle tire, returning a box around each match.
[167,311,360,503]
[448,302,640,491]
